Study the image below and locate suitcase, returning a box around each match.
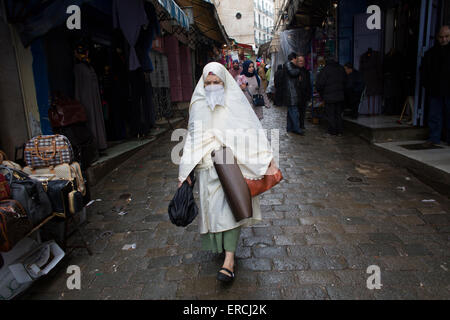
[24,135,74,169]
[0,200,33,252]
[0,174,10,201]
[23,162,86,196]
[1,166,53,228]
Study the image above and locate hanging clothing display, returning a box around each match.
[112,0,149,70]
[128,69,156,136]
[135,1,161,73]
[383,50,405,115]
[150,50,171,120]
[74,62,108,150]
[359,49,383,115]
[360,49,383,96]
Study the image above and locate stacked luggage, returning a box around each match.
[0,135,91,299]
[0,134,88,252]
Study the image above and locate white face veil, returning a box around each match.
[178,62,274,181]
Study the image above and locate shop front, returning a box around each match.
[1,0,194,171]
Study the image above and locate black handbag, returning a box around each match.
[39,177,82,216]
[246,88,265,107]
[252,94,265,107]
[0,166,53,227]
[68,184,84,215]
[42,179,72,215]
[168,172,198,227]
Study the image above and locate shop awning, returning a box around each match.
[289,0,333,28]
[156,0,190,30]
[176,0,229,45]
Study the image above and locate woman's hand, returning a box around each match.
[178,176,193,188]
[265,159,279,176]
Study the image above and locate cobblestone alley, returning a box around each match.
[22,106,450,300]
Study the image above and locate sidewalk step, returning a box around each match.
[343,116,429,143]
[374,140,450,197]
[86,118,184,186]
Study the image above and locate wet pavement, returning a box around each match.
[22,106,450,300]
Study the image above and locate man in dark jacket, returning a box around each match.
[283,52,303,135]
[344,63,365,119]
[421,25,450,146]
[316,58,347,136]
[297,55,312,130]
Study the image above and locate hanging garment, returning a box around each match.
[360,50,383,96]
[74,62,108,150]
[113,0,149,71]
[135,1,161,72]
[143,72,156,132]
[128,69,145,136]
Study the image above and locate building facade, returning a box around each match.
[253,0,275,48]
[213,0,274,52]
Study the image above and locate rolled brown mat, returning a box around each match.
[211,147,253,222]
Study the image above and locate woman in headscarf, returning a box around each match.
[241,60,271,121]
[178,62,278,282]
[237,75,263,120]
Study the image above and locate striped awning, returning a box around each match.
[157,0,190,30]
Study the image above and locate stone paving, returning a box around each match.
[21,106,450,300]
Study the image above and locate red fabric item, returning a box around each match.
[245,169,283,197]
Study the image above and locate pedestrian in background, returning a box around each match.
[297,55,312,131]
[237,75,263,120]
[283,52,304,135]
[241,60,271,120]
[258,62,268,91]
[421,25,450,146]
[274,65,285,106]
[344,63,365,120]
[316,58,347,136]
[178,62,276,283]
[229,60,242,80]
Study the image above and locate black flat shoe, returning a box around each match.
[217,268,235,282]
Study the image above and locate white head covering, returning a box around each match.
[178,62,273,181]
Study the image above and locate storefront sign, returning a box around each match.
[66,5,81,30]
[367,5,381,30]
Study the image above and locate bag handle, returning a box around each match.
[34,137,57,161]
[0,165,30,185]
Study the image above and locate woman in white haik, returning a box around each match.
[178,62,278,282]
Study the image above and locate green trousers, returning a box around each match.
[201,227,241,254]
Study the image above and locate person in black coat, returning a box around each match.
[283,52,303,135]
[421,25,450,146]
[316,58,347,136]
[297,55,312,130]
[344,63,365,119]
[274,65,285,106]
